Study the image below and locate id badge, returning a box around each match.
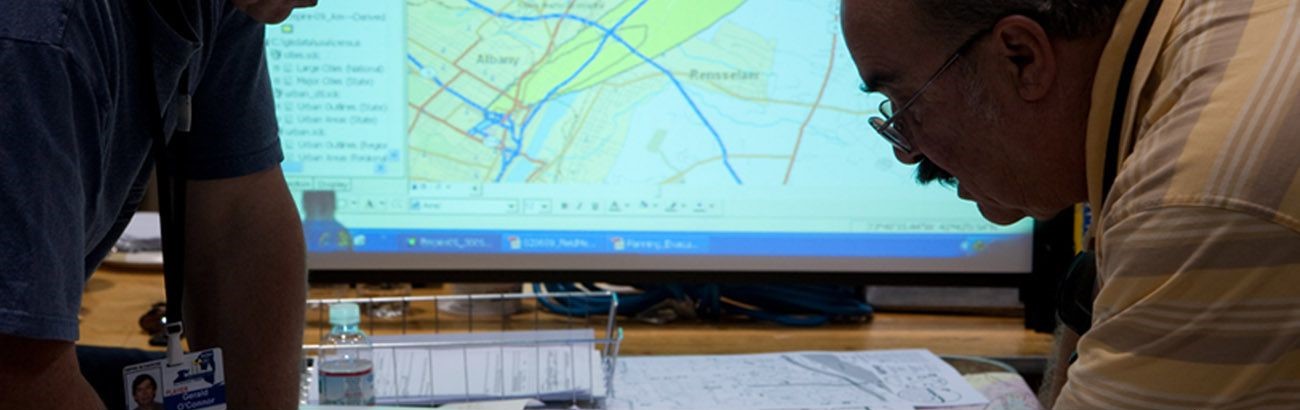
[124,348,227,410]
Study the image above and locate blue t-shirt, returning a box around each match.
[0,0,283,341]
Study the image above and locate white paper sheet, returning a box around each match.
[436,398,540,410]
[613,349,987,410]
[362,330,607,405]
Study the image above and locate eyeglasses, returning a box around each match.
[868,28,993,154]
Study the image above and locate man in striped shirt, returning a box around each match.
[842,0,1300,408]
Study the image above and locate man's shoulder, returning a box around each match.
[1107,0,1300,235]
[1104,181,1300,239]
[1106,118,1300,235]
[0,0,69,45]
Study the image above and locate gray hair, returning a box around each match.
[915,0,1127,41]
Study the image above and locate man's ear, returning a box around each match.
[990,15,1056,101]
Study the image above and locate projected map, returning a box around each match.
[265,0,1035,271]
[404,0,869,186]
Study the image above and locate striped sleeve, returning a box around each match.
[1056,206,1300,409]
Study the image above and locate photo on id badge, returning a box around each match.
[123,364,165,410]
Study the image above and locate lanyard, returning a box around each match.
[1057,0,1163,337]
[153,69,193,362]
[1101,0,1164,205]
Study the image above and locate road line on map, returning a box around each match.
[495,0,648,182]
[408,146,491,170]
[407,68,460,134]
[464,0,744,185]
[697,79,871,117]
[783,35,837,185]
[409,102,486,144]
[512,0,574,112]
[409,100,550,168]
[526,85,607,182]
[660,154,788,185]
[508,0,576,179]
[407,70,465,133]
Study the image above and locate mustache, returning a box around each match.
[916,156,958,187]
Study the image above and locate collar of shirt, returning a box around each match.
[1083,0,1183,218]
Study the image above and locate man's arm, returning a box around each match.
[0,10,113,406]
[183,165,305,409]
[0,336,105,409]
[1055,206,1300,409]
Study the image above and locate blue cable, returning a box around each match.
[534,283,872,326]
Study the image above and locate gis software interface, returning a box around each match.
[266,0,1034,273]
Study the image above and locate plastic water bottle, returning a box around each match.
[318,303,375,405]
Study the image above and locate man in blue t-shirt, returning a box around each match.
[0,1,315,408]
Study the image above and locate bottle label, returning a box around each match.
[319,361,375,405]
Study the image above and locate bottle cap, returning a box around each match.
[329,302,361,326]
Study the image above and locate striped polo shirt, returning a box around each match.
[1056,0,1300,408]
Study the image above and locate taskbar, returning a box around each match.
[305,226,1020,259]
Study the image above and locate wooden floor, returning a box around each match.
[81,267,1052,359]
